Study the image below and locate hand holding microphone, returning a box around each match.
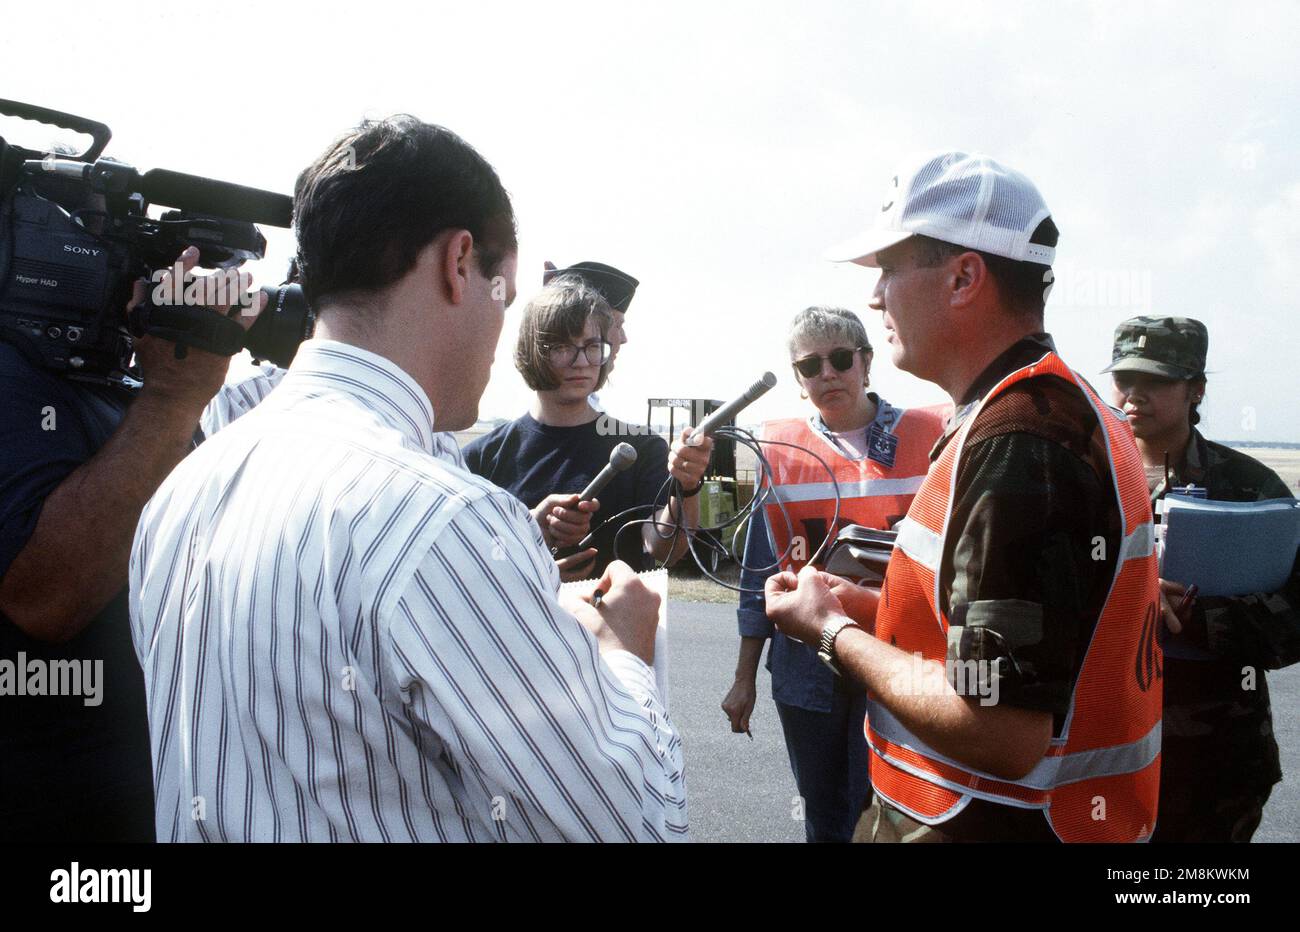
[670,372,776,493]
[532,493,600,550]
[647,374,777,557]
[689,372,777,444]
[546,442,638,560]
[669,428,713,494]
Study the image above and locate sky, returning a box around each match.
[4,0,1298,440]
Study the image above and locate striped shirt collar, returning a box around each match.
[279,339,438,454]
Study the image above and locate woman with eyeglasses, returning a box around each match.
[721,306,949,843]
[464,278,713,581]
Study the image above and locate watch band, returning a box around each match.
[679,478,705,498]
[818,616,860,675]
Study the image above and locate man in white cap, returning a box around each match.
[765,152,1163,842]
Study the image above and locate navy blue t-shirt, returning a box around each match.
[0,340,155,841]
[463,413,671,579]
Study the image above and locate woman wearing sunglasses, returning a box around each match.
[464,278,712,581]
[721,306,949,843]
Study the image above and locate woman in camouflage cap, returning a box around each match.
[1106,315,1300,842]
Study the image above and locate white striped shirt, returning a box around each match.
[129,339,687,842]
[200,355,466,467]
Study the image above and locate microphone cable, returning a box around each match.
[591,424,843,594]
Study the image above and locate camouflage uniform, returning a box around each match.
[1106,316,1300,843]
[1148,429,1299,841]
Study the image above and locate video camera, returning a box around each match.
[0,99,312,385]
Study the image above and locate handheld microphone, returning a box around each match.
[580,442,638,501]
[553,443,638,559]
[689,372,777,443]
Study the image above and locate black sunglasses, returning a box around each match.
[792,347,864,379]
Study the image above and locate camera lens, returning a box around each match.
[245,284,314,368]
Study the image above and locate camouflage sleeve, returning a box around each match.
[942,432,1118,719]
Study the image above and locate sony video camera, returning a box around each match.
[0,99,312,385]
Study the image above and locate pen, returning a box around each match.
[591,584,606,610]
[1176,584,1199,614]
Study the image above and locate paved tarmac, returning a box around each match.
[666,599,1299,843]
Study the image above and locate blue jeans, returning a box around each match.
[775,685,872,843]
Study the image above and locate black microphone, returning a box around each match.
[139,168,294,228]
[553,443,638,559]
[689,372,777,443]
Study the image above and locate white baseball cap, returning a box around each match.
[825,151,1056,268]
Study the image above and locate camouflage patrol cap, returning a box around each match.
[1102,316,1208,380]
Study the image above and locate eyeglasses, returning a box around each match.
[792,347,865,379]
[546,340,611,368]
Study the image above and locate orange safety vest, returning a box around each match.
[761,404,948,571]
[868,351,1162,842]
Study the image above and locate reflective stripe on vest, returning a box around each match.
[867,351,1163,842]
[760,406,947,572]
[894,516,943,572]
[868,702,1162,793]
[771,476,927,503]
[896,515,1156,575]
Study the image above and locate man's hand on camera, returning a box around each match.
[0,248,262,643]
[133,246,263,413]
[568,560,660,665]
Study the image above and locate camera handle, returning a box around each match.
[0,99,112,161]
[128,293,246,360]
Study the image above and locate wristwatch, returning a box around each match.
[680,478,705,498]
[817,616,861,676]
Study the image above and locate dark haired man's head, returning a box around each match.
[294,116,519,432]
[910,215,1059,321]
[293,115,517,311]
